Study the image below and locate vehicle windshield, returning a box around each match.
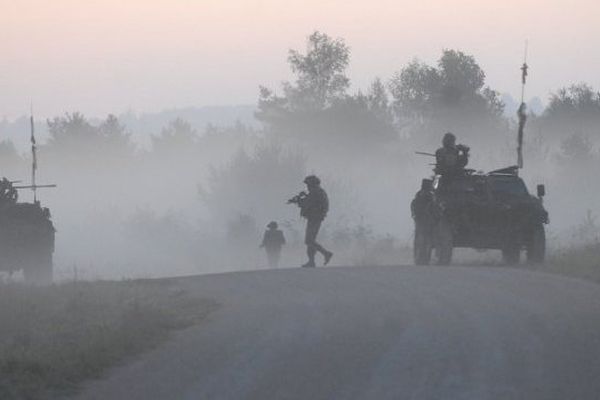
[489,177,529,197]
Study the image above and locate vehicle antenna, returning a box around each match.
[16,104,57,201]
[517,40,528,169]
[30,103,38,202]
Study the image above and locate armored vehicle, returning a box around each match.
[411,166,548,265]
[0,178,55,284]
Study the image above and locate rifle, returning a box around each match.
[287,191,307,205]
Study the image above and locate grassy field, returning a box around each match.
[546,243,600,282]
[0,279,216,400]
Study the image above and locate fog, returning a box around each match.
[1,33,599,280]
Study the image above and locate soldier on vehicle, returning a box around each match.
[260,221,286,268]
[435,132,470,178]
[288,175,333,268]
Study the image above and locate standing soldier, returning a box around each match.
[289,175,333,268]
[435,132,470,178]
[260,221,286,268]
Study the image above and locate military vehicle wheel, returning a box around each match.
[23,253,53,285]
[527,224,546,264]
[502,246,521,265]
[435,220,453,265]
[414,227,432,265]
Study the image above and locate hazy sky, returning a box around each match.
[1,0,599,119]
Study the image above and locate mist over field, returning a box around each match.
[1,32,599,280]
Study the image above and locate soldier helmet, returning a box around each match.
[267,221,278,229]
[442,132,456,147]
[303,175,321,186]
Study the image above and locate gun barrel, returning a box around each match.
[13,184,57,189]
[415,151,436,157]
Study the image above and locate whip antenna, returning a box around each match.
[517,40,528,169]
[17,104,57,201]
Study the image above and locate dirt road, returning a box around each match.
[74,266,600,400]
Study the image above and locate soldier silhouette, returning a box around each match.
[260,221,286,268]
[435,132,470,191]
[435,132,470,177]
[290,175,333,268]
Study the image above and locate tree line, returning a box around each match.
[2,31,598,168]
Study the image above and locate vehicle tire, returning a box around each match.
[435,219,453,265]
[414,226,432,265]
[527,224,546,264]
[23,251,53,285]
[502,245,520,265]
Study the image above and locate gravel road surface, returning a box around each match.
[74,266,600,400]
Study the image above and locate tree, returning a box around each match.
[98,114,134,156]
[388,59,440,120]
[46,112,97,150]
[256,32,395,151]
[366,77,394,125]
[151,118,198,156]
[45,113,135,161]
[388,49,507,145]
[285,31,350,111]
[537,83,600,142]
[437,49,485,106]
[257,31,350,120]
[546,84,600,119]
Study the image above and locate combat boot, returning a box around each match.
[324,251,333,265]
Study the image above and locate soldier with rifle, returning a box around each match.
[435,132,470,178]
[288,175,333,268]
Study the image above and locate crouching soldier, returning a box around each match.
[260,221,286,268]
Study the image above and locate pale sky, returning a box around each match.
[1,0,599,119]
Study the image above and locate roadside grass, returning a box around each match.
[0,279,216,400]
[546,242,600,282]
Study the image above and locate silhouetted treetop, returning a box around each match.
[535,83,600,140]
[257,31,350,119]
[388,59,440,120]
[545,84,600,119]
[151,118,198,155]
[438,49,486,103]
[387,49,507,145]
[256,32,396,150]
[389,49,503,121]
[45,113,134,159]
[286,31,350,110]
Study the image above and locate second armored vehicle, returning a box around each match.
[0,178,55,284]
